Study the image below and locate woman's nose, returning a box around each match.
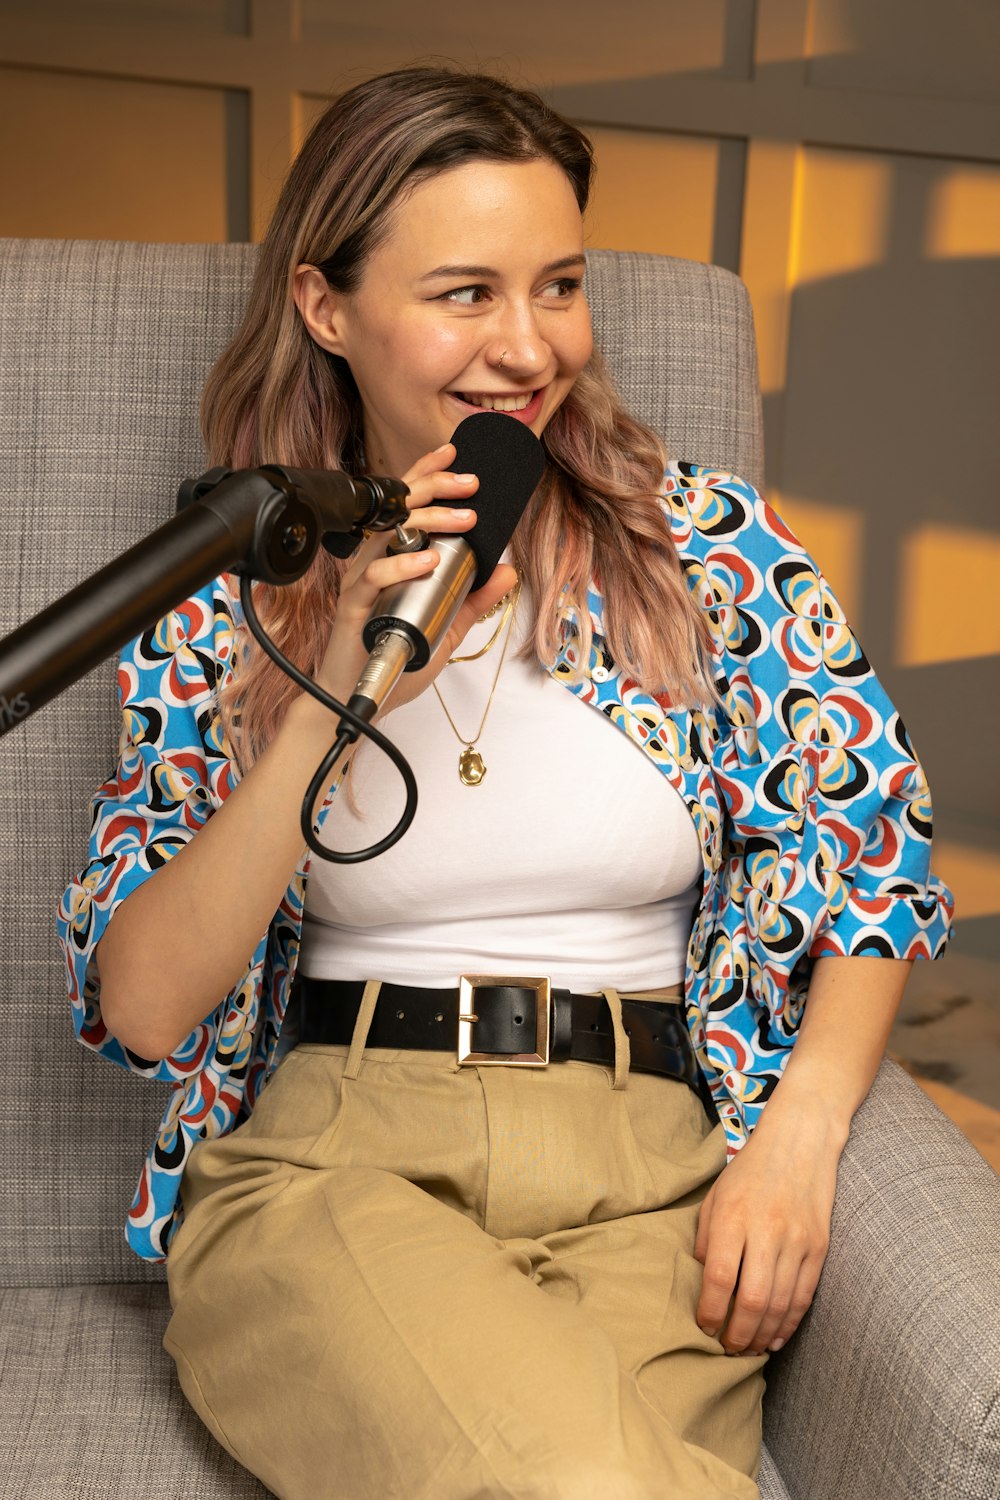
[487,306,550,377]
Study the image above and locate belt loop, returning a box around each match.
[601,988,630,1091]
[343,979,382,1080]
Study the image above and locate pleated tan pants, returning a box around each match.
[164,984,766,1500]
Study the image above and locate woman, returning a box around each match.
[58,67,953,1499]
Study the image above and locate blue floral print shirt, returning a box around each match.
[57,462,955,1263]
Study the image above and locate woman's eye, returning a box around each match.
[436,277,582,306]
[440,285,490,306]
[542,277,583,299]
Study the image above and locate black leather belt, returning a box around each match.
[292,975,715,1116]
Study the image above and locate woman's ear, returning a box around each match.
[293,264,348,356]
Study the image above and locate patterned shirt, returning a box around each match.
[57,462,955,1262]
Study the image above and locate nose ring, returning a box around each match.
[498,350,509,370]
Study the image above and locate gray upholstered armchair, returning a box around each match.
[0,238,996,1499]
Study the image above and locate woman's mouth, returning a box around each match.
[449,388,544,424]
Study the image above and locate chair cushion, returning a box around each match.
[757,1443,792,1500]
[763,1058,1000,1500]
[0,1284,269,1497]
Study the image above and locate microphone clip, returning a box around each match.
[175,464,412,581]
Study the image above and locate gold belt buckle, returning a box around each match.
[456,976,552,1067]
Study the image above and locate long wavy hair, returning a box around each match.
[203,66,715,769]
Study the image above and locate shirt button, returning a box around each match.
[592,666,610,682]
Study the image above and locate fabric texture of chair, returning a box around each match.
[0,236,996,1499]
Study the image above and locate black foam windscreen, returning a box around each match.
[447,412,546,589]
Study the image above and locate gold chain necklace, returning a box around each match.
[447,581,520,665]
[433,591,519,786]
[478,575,520,620]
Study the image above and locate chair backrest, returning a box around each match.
[0,238,763,1285]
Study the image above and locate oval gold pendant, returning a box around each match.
[458,746,486,786]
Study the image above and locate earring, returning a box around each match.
[498,350,509,370]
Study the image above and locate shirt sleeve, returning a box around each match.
[56,579,246,1083]
[671,464,954,977]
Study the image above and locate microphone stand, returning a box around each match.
[0,464,409,738]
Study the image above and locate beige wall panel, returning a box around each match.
[926,164,1000,260]
[0,66,228,241]
[898,524,1000,666]
[931,841,1000,923]
[584,128,721,263]
[739,141,799,408]
[298,0,749,86]
[298,92,333,150]
[0,0,245,33]
[808,0,1000,104]
[779,144,998,560]
[790,150,892,284]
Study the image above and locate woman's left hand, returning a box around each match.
[693,1115,842,1355]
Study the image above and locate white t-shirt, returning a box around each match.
[300,585,702,990]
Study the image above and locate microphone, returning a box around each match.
[342,412,545,738]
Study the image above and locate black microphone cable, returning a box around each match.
[238,572,418,864]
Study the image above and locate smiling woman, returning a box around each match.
[58,63,953,1500]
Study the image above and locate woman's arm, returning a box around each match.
[97,447,515,1062]
[95,691,350,1060]
[694,954,913,1354]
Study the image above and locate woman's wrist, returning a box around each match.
[753,1061,854,1154]
[751,955,913,1154]
[283,687,354,746]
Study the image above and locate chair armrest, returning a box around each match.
[763,1057,1000,1500]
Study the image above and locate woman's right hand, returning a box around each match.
[312,441,519,718]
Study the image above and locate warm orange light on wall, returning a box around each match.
[582,127,721,264]
[0,65,228,242]
[897,523,1000,665]
[932,841,1000,922]
[792,149,891,287]
[926,165,1000,260]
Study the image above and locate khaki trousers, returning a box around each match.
[164,984,766,1500]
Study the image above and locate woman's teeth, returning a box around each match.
[460,392,533,412]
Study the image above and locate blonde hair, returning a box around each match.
[202,66,714,768]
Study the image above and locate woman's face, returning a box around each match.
[296,158,594,475]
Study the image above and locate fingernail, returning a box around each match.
[768,1338,785,1352]
[450,508,473,517]
[703,1327,719,1339]
[454,473,477,482]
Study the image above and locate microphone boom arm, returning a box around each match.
[0,465,409,736]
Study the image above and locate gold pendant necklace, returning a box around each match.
[433,591,519,786]
[457,746,487,786]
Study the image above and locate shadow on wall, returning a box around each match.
[765,253,1000,836]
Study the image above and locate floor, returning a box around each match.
[888,948,1000,1173]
